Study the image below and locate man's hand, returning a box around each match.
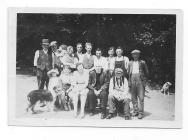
[94,90,100,96]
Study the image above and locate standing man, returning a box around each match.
[128,50,149,119]
[82,42,94,71]
[93,48,108,71]
[74,43,84,63]
[34,39,53,89]
[50,41,61,70]
[114,47,129,79]
[106,47,115,77]
[87,65,109,119]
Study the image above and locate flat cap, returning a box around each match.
[131,49,141,54]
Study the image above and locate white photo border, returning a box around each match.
[8,8,183,128]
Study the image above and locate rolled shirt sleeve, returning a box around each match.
[124,56,129,70]
[33,50,39,66]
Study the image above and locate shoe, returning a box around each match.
[64,106,69,111]
[125,116,131,120]
[138,114,143,119]
[101,113,106,119]
[80,114,85,119]
[132,112,139,117]
[106,113,114,119]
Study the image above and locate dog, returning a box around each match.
[161,82,172,95]
[26,89,53,113]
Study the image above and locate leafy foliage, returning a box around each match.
[16,14,176,85]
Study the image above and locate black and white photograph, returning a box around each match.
[8,8,183,128]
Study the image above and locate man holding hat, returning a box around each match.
[128,49,149,119]
[34,39,53,90]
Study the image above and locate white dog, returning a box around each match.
[161,82,172,95]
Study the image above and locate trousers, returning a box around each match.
[108,94,131,117]
[130,74,145,115]
[87,89,108,113]
[37,68,49,90]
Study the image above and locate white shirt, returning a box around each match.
[109,77,130,99]
[76,52,84,63]
[132,61,139,74]
[72,69,89,92]
[48,76,62,97]
[33,49,54,67]
[94,56,108,70]
[106,57,115,70]
[60,73,73,84]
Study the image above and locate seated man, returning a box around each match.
[106,68,131,120]
[87,65,110,119]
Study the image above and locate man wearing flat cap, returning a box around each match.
[34,39,53,90]
[128,49,149,119]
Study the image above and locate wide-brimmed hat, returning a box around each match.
[59,44,68,51]
[114,68,124,75]
[50,41,57,47]
[42,39,49,45]
[131,49,141,54]
[47,68,59,76]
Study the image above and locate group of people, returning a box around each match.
[33,38,149,120]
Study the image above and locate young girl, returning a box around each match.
[69,63,89,118]
[59,65,74,111]
[47,68,62,111]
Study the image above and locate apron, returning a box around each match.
[114,57,128,78]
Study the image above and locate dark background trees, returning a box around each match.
[16,13,176,86]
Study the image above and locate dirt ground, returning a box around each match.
[16,74,175,121]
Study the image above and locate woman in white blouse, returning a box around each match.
[69,63,89,118]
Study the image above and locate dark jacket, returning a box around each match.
[88,69,110,91]
[128,60,149,87]
[37,50,52,71]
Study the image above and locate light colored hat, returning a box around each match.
[50,41,57,47]
[42,39,49,45]
[47,69,59,76]
[59,44,68,51]
[131,49,141,54]
[114,68,123,75]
